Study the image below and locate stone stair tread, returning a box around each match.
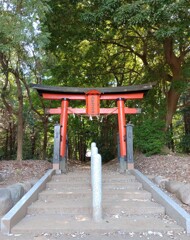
[27,200,165,215]
[52,172,133,177]
[52,176,136,181]
[11,214,183,234]
[35,198,152,204]
[46,183,142,190]
[42,189,147,195]
[29,199,160,207]
[6,169,186,236]
[39,190,152,200]
[49,181,140,185]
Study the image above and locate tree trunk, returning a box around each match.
[183,92,190,134]
[7,122,12,159]
[167,123,175,152]
[5,128,9,159]
[12,123,17,156]
[9,122,15,158]
[164,38,183,129]
[165,87,181,129]
[42,116,48,159]
[31,127,36,158]
[112,120,118,157]
[15,73,24,161]
[184,111,190,134]
[68,134,73,159]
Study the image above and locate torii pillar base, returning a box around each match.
[119,157,127,173]
[127,163,134,170]
[60,156,67,173]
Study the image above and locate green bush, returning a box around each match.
[179,134,190,153]
[134,119,165,156]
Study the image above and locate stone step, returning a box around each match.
[7,168,186,238]
[27,200,165,215]
[39,188,151,197]
[3,167,187,238]
[50,179,138,184]
[39,189,152,201]
[11,214,183,234]
[52,175,136,182]
[46,182,142,190]
[36,197,151,205]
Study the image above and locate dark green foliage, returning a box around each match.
[134,118,165,156]
[1,0,190,161]
[67,113,117,162]
[179,134,190,153]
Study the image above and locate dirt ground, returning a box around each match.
[1,153,189,188]
[135,153,190,214]
[134,153,190,184]
[0,160,52,188]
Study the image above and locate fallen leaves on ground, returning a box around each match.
[0,160,52,188]
[135,153,190,183]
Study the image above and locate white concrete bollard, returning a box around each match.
[91,145,98,187]
[92,153,102,222]
[91,142,96,148]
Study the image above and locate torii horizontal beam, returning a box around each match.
[46,107,141,115]
[41,92,144,100]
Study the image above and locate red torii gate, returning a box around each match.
[32,83,154,172]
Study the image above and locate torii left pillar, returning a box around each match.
[60,98,69,173]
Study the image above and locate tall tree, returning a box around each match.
[42,0,190,157]
[0,0,50,160]
[81,0,190,128]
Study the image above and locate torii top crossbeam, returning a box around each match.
[32,82,154,170]
[31,83,153,98]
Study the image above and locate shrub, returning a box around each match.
[134,119,165,156]
[179,134,190,153]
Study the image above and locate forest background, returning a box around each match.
[0,0,190,162]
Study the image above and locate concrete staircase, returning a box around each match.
[11,168,183,235]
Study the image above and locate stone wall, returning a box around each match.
[0,177,38,216]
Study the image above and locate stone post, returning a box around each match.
[53,124,60,173]
[126,123,134,170]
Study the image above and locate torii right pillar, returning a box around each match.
[117,98,127,173]
[117,98,135,172]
